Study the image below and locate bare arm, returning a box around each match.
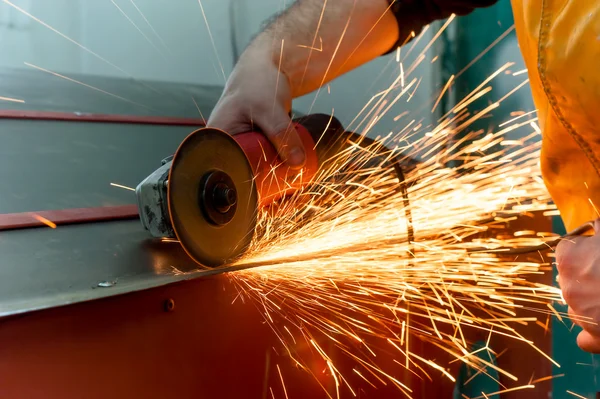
[208,0,497,168]
[251,0,399,97]
[209,0,398,168]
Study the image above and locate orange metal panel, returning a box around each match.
[0,275,439,398]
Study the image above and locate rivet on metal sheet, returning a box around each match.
[97,280,117,288]
[164,298,175,312]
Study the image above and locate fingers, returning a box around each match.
[207,99,249,136]
[255,105,306,170]
[209,101,306,169]
[577,330,600,353]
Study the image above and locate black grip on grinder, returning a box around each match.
[293,113,347,165]
[293,113,416,253]
[293,113,420,174]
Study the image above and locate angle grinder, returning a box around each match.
[136,114,416,267]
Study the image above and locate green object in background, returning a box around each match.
[442,0,535,169]
[453,341,499,398]
[552,216,600,398]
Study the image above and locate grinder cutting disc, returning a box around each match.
[168,128,258,267]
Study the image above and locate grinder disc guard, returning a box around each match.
[168,128,258,267]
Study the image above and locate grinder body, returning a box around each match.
[136,116,334,266]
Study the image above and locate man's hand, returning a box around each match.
[556,219,600,352]
[208,0,399,169]
[208,44,305,169]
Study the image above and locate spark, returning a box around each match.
[111,0,164,56]
[298,36,323,51]
[196,0,227,82]
[1,0,161,97]
[512,68,528,76]
[400,62,405,88]
[308,0,354,113]
[191,96,206,121]
[455,26,516,80]
[274,39,285,115]
[499,110,537,127]
[566,391,588,399]
[394,111,409,122]
[407,77,422,102]
[450,63,513,116]
[530,374,564,384]
[471,385,534,399]
[333,0,398,77]
[31,214,56,229]
[299,0,328,88]
[24,63,151,109]
[129,0,171,54]
[421,15,456,56]
[432,74,454,113]
[110,182,136,192]
[0,96,24,103]
[276,364,289,399]
[530,121,542,135]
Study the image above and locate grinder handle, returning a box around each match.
[232,123,319,208]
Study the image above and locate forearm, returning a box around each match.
[244,0,398,98]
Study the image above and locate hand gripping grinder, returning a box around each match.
[136,114,347,267]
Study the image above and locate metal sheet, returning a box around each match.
[0,119,192,214]
[0,67,222,118]
[0,220,214,317]
[0,68,225,316]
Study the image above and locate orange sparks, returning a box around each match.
[530,374,564,384]
[0,96,24,103]
[274,39,285,115]
[111,0,164,56]
[194,16,565,398]
[25,62,150,109]
[191,96,206,121]
[110,182,136,192]
[297,36,323,51]
[32,214,57,229]
[432,74,454,113]
[566,391,588,399]
[276,364,289,399]
[499,109,538,127]
[196,0,226,82]
[455,26,516,80]
[512,68,528,76]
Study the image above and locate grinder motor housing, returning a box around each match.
[136,114,346,266]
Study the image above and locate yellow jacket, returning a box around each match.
[511,0,600,231]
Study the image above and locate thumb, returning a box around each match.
[257,106,306,170]
[577,330,600,353]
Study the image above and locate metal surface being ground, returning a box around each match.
[0,220,218,318]
[0,68,223,316]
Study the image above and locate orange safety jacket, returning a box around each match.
[512,0,600,231]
